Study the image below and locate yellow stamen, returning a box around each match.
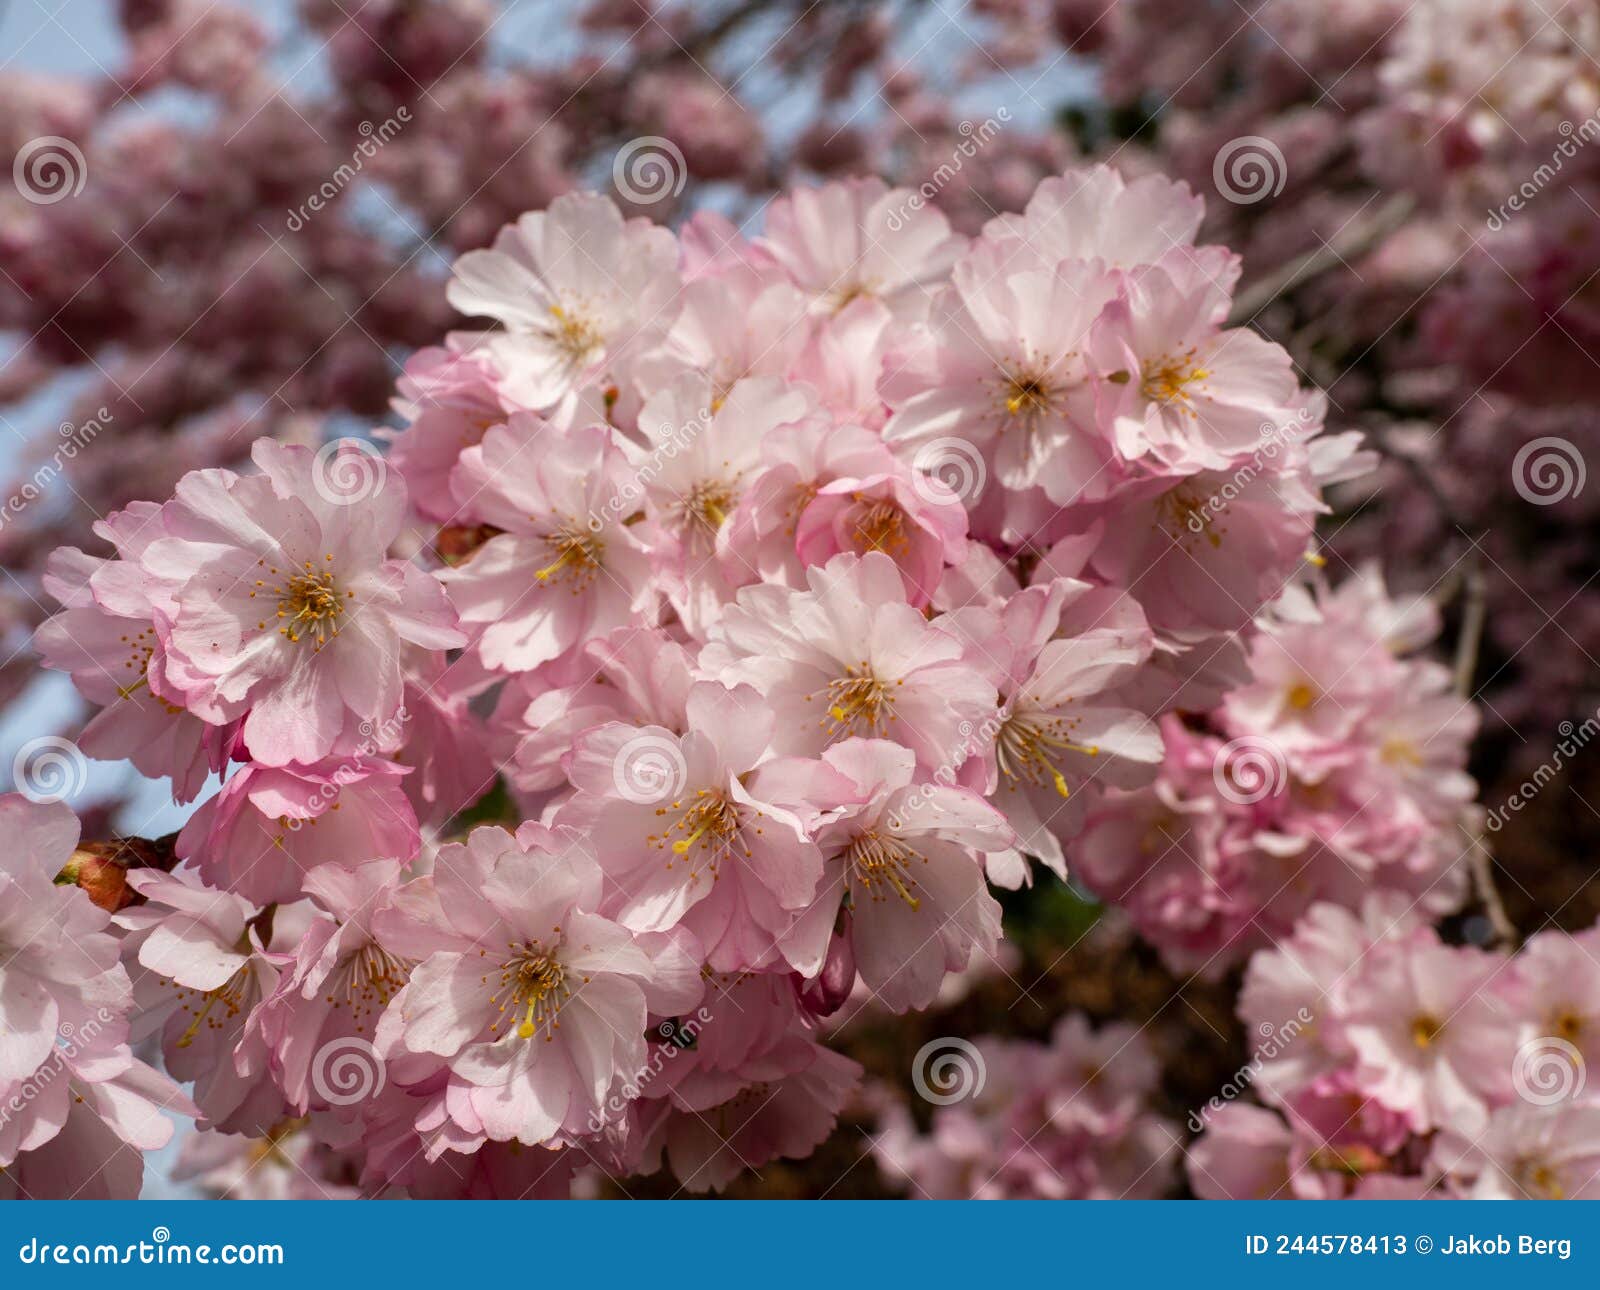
[845,830,925,910]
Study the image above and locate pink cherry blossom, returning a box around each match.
[141,438,463,766]
[446,192,681,412]
[441,417,656,672]
[176,757,419,904]
[701,551,997,773]
[377,822,702,1147]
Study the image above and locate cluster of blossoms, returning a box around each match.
[872,1016,1180,1199]
[23,162,1360,1197]
[1190,897,1600,1200]
[0,797,193,1200]
[1075,567,1480,974]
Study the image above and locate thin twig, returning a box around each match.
[1450,555,1517,948]
[1228,194,1417,324]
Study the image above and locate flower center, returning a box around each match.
[851,498,909,556]
[253,558,351,650]
[1139,349,1210,410]
[1553,1009,1584,1043]
[1380,736,1421,767]
[1519,1160,1566,1200]
[327,941,412,1032]
[821,666,897,739]
[546,304,603,367]
[490,943,571,1041]
[679,480,737,540]
[168,965,254,1050]
[535,523,605,587]
[114,626,158,700]
[845,830,925,910]
[1154,484,1221,548]
[651,788,745,877]
[1410,1014,1443,1049]
[1004,372,1053,418]
[827,280,876,313]
[996,710,1100,799]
